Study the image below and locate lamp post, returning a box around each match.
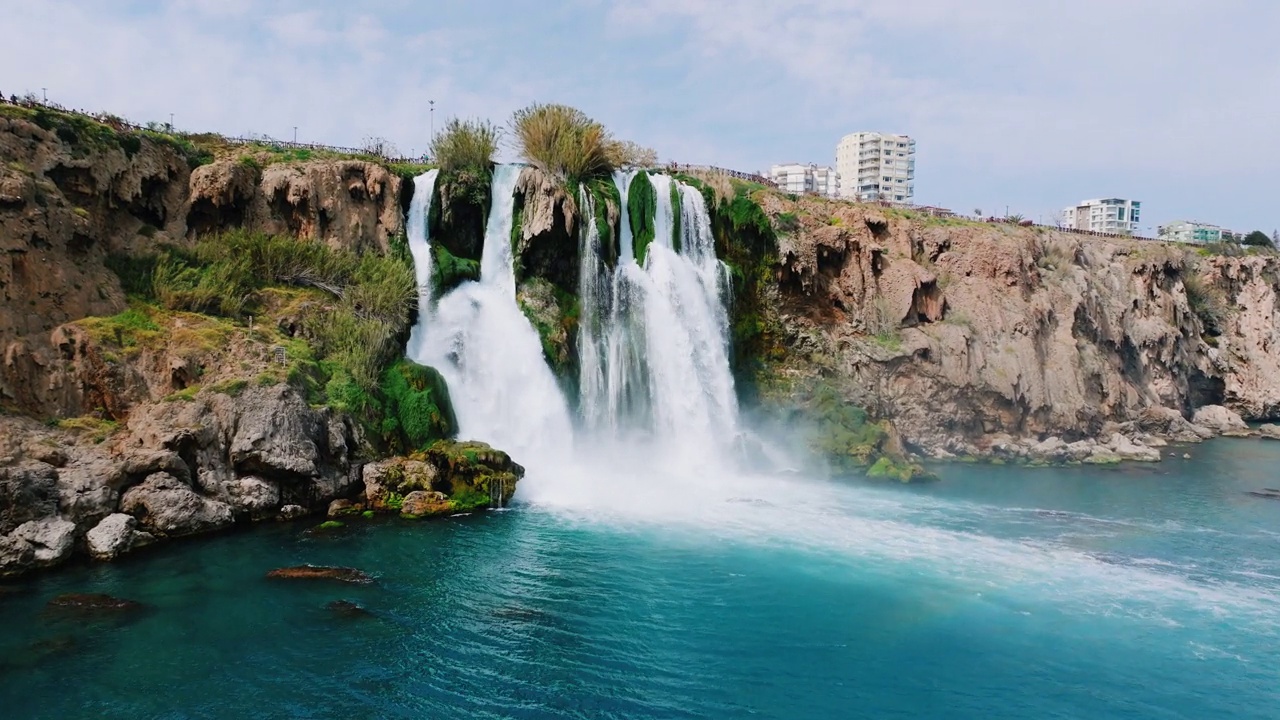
[429,100,435,137]
[293,126,297,143]
[169,113,174,131]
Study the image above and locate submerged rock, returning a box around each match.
[326,599,374,618]
[1246,488,1280,500]
[266,565,373,584]
[46,593,144,613]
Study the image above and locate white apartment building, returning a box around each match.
[767,163,841,198]
[1061,198,1141,235]
[1158,220,1223,245]
[835,132,915,203]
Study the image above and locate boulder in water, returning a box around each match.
[85,513,154,561]
[266,565,373,584]
[326,599,374,618]
[401,490,451,518]
[1246,488,1280,500]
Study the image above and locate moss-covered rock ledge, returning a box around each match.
[331,440,525,520]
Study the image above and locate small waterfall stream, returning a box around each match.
[406,165,573,467]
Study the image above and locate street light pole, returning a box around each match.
[429,100,435,137]
[169,113,174,131]
[293,126,297,143]
[41,88,46,102]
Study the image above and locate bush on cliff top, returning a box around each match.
[511,103,616,183]
[430,118,500,175]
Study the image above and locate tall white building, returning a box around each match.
[835,132,915,203]
[767,163,841,198]
[1061,198,1141,235]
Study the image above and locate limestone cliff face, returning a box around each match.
[0,115,403,419]
[1204,256,1280,420]
[759,193,1279,456]
[187,160,404,254]
[0,115,190,409]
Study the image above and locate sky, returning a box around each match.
[2,0,1277,232]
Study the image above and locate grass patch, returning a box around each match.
[55,415,119,442]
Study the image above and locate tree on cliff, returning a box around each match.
[1242,230,1274,248]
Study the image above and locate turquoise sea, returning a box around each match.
[2,438,1278,719]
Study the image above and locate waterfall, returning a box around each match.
[404,165,741,494]
[577,173,739,461]
[405,169,439,352]
[407,165,573,466]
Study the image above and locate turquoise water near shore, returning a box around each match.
[2,439,1278,719]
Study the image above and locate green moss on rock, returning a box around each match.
[379,359,458,453]
[628,172,657,264]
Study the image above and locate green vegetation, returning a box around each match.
[379,360,458,453]
[102,231,457,454]
[430,118,499,175]
[448,487,491,512]
[1182,268,1228,335]
[163,385,201,402]
[701,180,783,399]
[774,211,800,234]
[1243,230,1275,248]
[55,416,119,443]
[316,520,345,530]
[431,242,481,296]
[509,103,656,185]
[0,103,212,166]
[670,181,683,253]
[431,118,497,224]
[511,103,615,183]
[628,172,657,263]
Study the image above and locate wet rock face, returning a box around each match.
[120,472,235,538]
[0,462,60,535]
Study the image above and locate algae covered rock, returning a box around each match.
[400,490,452,518]
[362,440,524,515]
[424,440,524,509]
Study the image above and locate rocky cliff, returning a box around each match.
[0,109,490,578]
[755,193,1280,462]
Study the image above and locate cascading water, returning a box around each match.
[577,172,739,465]
[406,165,573,467]
[404,169,438,353]
[404,164,741,493]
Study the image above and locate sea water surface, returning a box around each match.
[2,439,1278,719]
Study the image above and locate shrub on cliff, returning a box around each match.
[510,103,616,183]
[430,118,499,175]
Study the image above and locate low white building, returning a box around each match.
[1158,220,1223,245]
[1061,198,1141,235]
[767,163,841,198]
